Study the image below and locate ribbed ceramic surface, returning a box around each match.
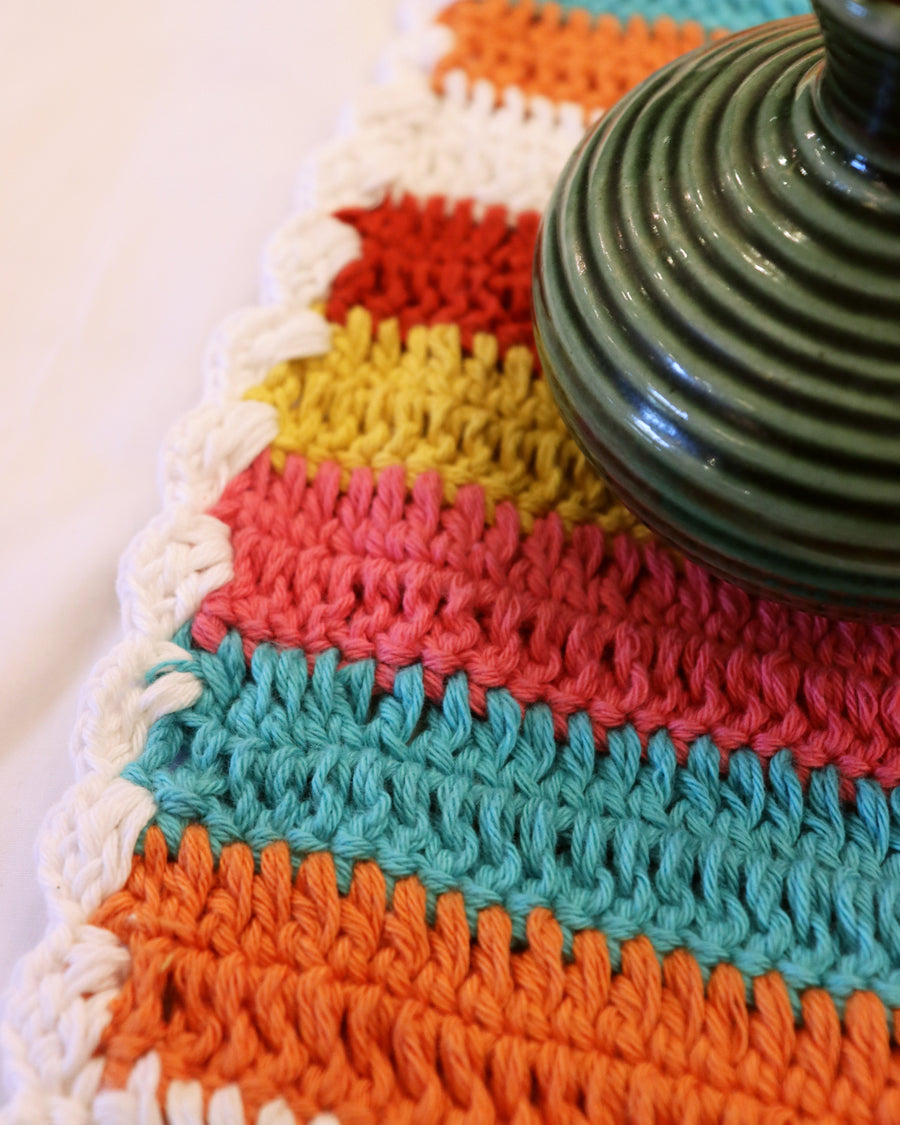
[817,3,900,162]
[533,15,900,615]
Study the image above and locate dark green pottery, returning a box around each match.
[533,0,900,616]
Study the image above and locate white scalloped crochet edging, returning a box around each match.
[263,73,586,310]
[92,1050,342,1125]
[0,392,285,1124]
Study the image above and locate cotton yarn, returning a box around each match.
[6,1,899,1122]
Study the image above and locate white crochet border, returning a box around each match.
[0,3,588,1121]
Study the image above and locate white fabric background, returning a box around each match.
[0,0,396,1014]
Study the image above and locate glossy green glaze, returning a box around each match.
[533,0,900,616]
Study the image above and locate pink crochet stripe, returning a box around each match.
[192,453,900,790]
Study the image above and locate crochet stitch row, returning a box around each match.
[292,64,587,220]
[246,310,644,534]
[192,449,900,784]
[532,0,811,29]
[124,631,900,1009]
[325,195,540,360]
[93,825,900,1125]
[435,2,709,116]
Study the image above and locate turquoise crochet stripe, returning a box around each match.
[124,627,900,1012]
[544,0,812,31]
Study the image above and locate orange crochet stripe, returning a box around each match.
[434,0,709,117]
[94,826,900,1125]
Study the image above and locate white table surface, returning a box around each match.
[0,0,397,1041]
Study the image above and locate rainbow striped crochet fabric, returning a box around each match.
[8,0,900,1122]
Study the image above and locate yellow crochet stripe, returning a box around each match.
[246,306,649,536]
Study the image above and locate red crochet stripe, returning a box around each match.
[193,453,900,790]
[325,194,540,359]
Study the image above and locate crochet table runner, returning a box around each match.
[8,1,900,1122]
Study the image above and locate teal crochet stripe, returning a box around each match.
[544,0,812,30]
[124,626,900,1012]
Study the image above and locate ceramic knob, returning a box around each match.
[533,0,900,616]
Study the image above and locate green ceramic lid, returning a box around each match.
[533,0,900,616]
